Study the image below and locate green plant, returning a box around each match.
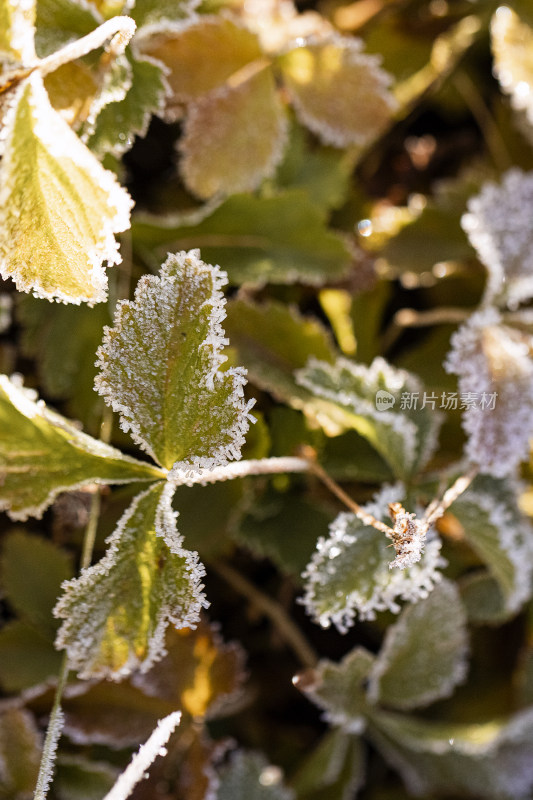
[3,1,533,799]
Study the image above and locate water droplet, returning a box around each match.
[259,766,282,786]
[357,219,373,237]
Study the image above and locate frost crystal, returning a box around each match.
[445,307,533,477]
[300,486,445,633]
[387,502,429,570]
[462,169,533,308]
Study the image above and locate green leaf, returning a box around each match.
[135,15,262,107]
[301,487,445,633]
[275,121,354,211]
[132,190,353,287]
[0,709,42,800]
[54,755,118,800]
[35,0,101,58]
[277,34,397,148]
[290,728,365,800]
[0,72,132,304]
[131,0,198,28]
[0,0,35,63]
[295,647,375,733]
[1,530,73,634]
[95,250,254,470]
[54,482,207,679]
[296,356,441,479]
[368,707,533,800]
[217,751,294,800]
[459,572,511,626]
[0,620,63,692]
[86,50,168,156]
[367,580,469,710]
[449,475,533,616]
[179,67,287,199]
[0,375,163,520]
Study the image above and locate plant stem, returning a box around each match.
[423,466,479,526]
[212,561,318,668]
[306,457,394,537]
[168,456,311,487]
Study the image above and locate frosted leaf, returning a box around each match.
[461,169,533,308]
[85,51,169,157]
[54,482,208,680]
[0,708,42,799]
[217,750,294,800]
[95,250,255,470]
[132,0,198,28]
[0,72,133,304]
[134,16,262,108]
[0,0,35,64]
[290,727,365,800]
[179,67,288,200]
[294,647,375,734]
[367,580,469,710]
[445,307,533,477]
[239,0,332,55]
[0,374,164,521]
[300,486,445,633]
[278,34,397,148]
[296,356,441,479]
[369,706,533,800]
[492,7,533,131]
[450,475,533,616]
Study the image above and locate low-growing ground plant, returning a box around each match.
[2,1,533,799]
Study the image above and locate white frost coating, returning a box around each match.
[0,72,133,305]
[296,355,440,475]
[445,307,533,477]
[462,169,533,308]
[3,0,36,64]
[0,374,163,521]
[54,485,208,680]
[168,456,309,486]
[95,250,255,470]
[454,484,533,615]
[300,485,446,633]
[102,712,181,800]
[34,708,64,800]
[387,503,429,570]
[281,33,397,148]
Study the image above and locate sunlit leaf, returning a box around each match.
[217,750,294,800]
[54,482,208,680]
[296,356,441,479]
[367,580,469,710]
[35,0,101,57]
[0,0,35,63]
[0,530,73,634]
[277,34,397,148]
[95,250,254,471]
[295,647,374,733]
[301,487,445,633]
[449,476,533,616]
[132,619,247,720]
[86,50,168,156]
[135,15,262,108]
[492,7,533,131]
[461,168,533,308]
[0,72,133,304]
[445,307,533,477]
[43,60,98,126]
[290,728,365,800]
[0,375,164,520]
[179,67,287,199]
[132,190,354,286]
[131,0,198,28]
[368,706,533,800]
[0,709,42,800]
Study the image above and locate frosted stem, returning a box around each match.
[424,466,479,526]
[102,712,181,800]
[33,660,67,800]
[168,456,311,487]
[37,16,136,77]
